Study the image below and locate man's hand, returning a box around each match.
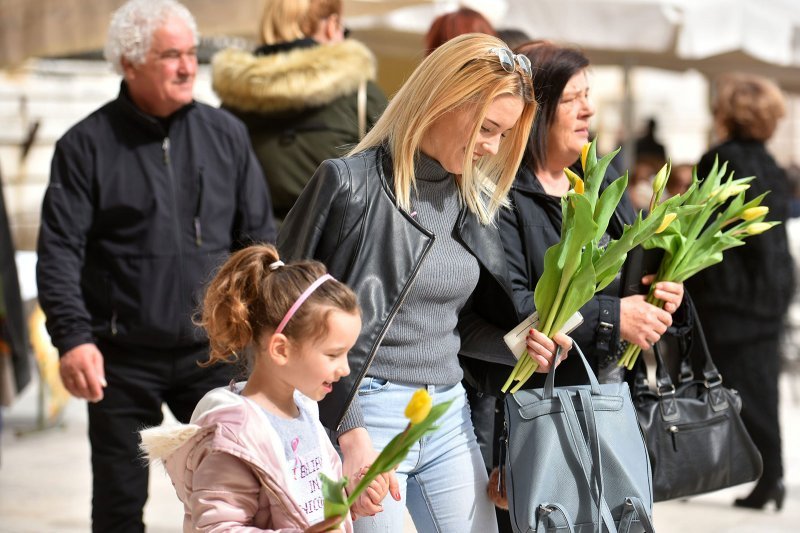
[59,343,106,402]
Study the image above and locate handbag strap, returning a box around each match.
[544,342,602,399]
[557,389,618,533]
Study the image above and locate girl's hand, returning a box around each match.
[350,467,398,519]
[620,294,671,350]
[642,275,684,314]
[526,328,572,373]
[305,515,344,532]
[338,428,400,518]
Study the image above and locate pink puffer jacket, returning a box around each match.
[140,383,353,532]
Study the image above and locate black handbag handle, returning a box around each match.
[544,342,602,399]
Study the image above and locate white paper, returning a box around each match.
[504,311,584,360]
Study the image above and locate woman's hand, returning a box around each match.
[338,428,400,518]
[642,274,684,314]
[526,328,572,373]
[620,294,672,350]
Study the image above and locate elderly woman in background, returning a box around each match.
[497,41,685,386]
[279,33,570,532]
[211,0,387,224]
[687,73,793,511]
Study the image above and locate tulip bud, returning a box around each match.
[405,389,433,424]
[655,213,677,234]
[745,222,772,235]
[648,162,671,213]
[581,143,590,170]
[741,206,769,221]
[564,167,584,194]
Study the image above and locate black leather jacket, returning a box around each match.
[278,146,520,430]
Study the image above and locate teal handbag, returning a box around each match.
[504,343,656,533]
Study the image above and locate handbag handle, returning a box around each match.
[544,342,602,399]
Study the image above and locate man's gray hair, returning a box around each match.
[104,0,199,75]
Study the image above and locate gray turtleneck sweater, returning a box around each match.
[338,154,481,434]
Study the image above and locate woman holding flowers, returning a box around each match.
[278,33,570,532]
[497,41,685,385]
[687,73,793,511]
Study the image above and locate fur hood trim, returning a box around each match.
[212,39,377,113]
[140,423,207,463]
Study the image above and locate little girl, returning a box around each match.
[141,244,378,532]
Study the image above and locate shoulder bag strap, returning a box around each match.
[357,80,367,140]
[545,343,602,398]
[557,389,618,533]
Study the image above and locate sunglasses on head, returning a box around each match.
[489,47,532,79]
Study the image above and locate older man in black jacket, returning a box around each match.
[35,1,276,531]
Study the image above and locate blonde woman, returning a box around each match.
[279,33,570,532]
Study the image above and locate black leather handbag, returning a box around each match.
[634,300,763,502]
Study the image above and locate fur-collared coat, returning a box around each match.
[140,383,353,532]
[212,39,387,223]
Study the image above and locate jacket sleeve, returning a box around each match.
[458,301,516,366]
[36,136,96,355]
[231,120,277,248]
[497,199,536,317]
[190,452,303,533]
[278,159,349,263]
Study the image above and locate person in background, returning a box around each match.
[279,33,569,533]
[35,1,276,530]
[212,0,387,225]
[687,72,794,511]
[496,28,531,50]
[663,163,693,200]
[424,7,497,55]
[141,245,383,531]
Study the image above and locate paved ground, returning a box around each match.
[2,374,799,532]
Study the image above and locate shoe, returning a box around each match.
[734,479,785,511]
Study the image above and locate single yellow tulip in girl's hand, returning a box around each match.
[405,389,433,424]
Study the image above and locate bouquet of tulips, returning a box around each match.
[501,140,692,394]
[320,389,453,524]
[617,157,777,369]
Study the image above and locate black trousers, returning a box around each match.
[88,340,236,533]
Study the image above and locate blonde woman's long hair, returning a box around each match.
[349,33,536,225]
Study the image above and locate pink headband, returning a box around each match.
[275,274,334,335]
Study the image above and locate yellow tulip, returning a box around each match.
[745,222,772,235]
[564,167,584,194]
[655,213,677,234]
[580,143,590,170]
[741,206,769,221]
[404,389,433,424]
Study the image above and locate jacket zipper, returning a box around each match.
[163,137,187,341]
[336,233,435,431]
[193,166,204,246]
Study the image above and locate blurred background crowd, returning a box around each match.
[1,0,800,530]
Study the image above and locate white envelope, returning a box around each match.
[504,311,584,360]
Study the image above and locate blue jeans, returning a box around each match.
[352,379,498,533]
